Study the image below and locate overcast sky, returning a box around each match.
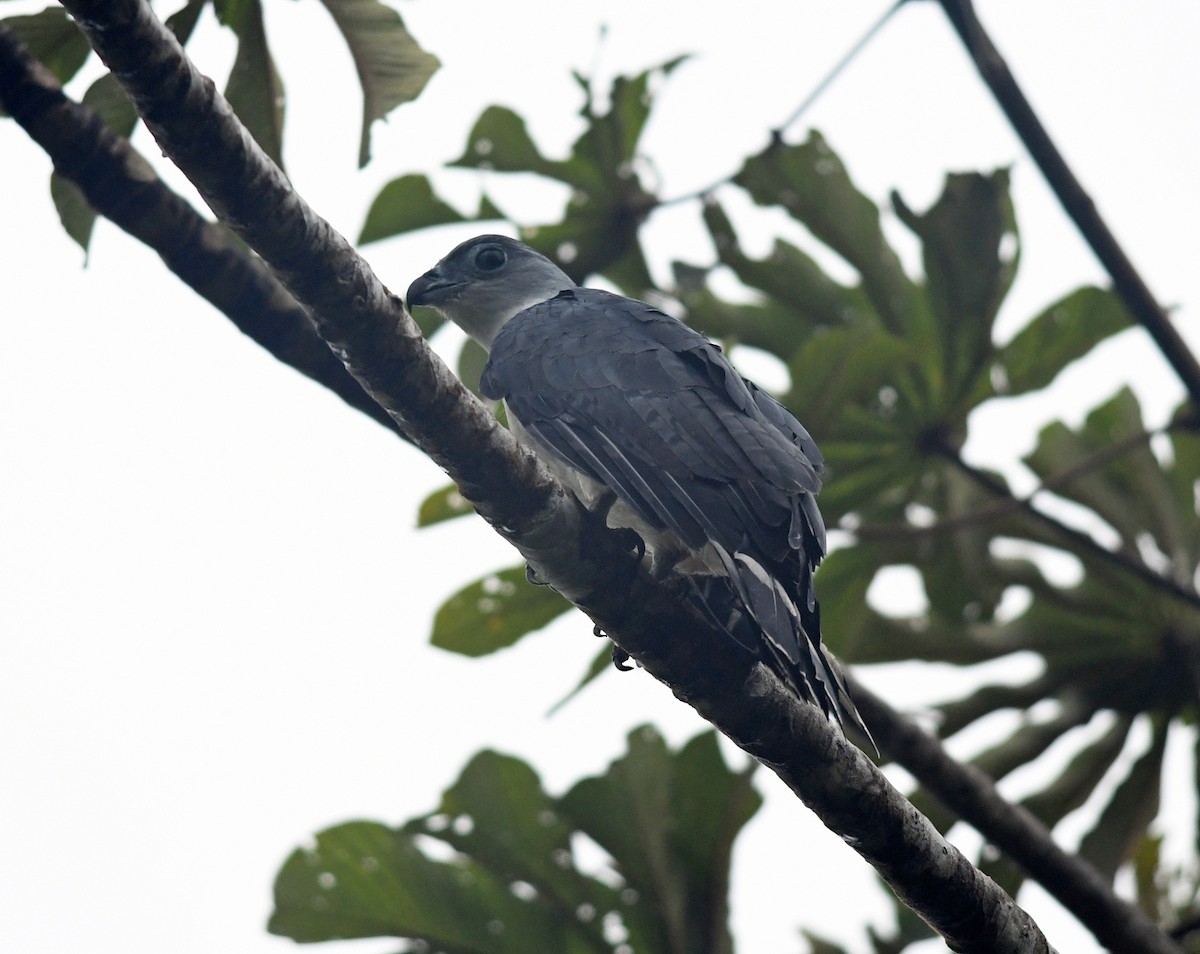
[2,2,1198,952]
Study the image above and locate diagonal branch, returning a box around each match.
[935,442,1200,612]
[851,677,1180,954]
[937,0,1200,410]
[50,1,1057,951]
[0,24,404,439]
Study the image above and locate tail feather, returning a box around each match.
[688,545,874,750]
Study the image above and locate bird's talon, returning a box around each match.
[525,563,547,586]
[612,646,634,671]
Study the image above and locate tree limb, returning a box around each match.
[0,23,404,439]
[49,1,1059,950]
[936,0,1200,410]
[852,677,1182,954]
[937,443,1200,612]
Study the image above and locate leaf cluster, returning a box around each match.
[8,12,1197,950]
[270,727,759,954]
[1,1,438,249]
[369,60,1199,950]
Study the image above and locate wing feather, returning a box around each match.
[481,287,870,744]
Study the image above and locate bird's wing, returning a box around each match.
[482,288,867,742]
[480,288,822,565]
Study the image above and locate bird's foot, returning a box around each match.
[525,563,548,586]
[611,645,634,671]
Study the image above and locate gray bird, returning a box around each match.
[407,234,868,741]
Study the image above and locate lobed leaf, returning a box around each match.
[893,171,1017,406]
[982,285,1132,400]
[734,131,919,334]
[359,173,466,244]
[269,819,596,951]
[1078,720,1168,882]
[271,729,757,953]
[431,564,571,657]
[317,0,439,167]
[416,483,475,528]
[0,7,90,86]
[217,0,285,168]
[561,728,759,954]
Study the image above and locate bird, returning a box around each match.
[407,234,869,742]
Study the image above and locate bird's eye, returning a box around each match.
[474,246,506,271]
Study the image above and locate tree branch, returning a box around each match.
[0,24,405,439]
[936,443,1200,612]
[852,677,1181,954]
[51,1,1058,950]
[937,0,1200,410]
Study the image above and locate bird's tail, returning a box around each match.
[689,550,875,751]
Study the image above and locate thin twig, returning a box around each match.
[934,442,1200,612]
[778,0,909,135]
[937,0,1200,410]
[659,1,908,208]
[854,420,1177,540]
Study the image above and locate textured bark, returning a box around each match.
[16,1,1102,950]
[0,25,403,437]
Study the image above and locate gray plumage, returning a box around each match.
[407,234,867,741]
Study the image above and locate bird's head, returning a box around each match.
[406,235,576,350]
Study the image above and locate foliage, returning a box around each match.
[270,727,759,954]
[6,9,1198,952]
[2,0,437,249]
[370,62,1198,950]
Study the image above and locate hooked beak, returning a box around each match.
[405,269,462,314]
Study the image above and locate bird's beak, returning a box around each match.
[405,268,461,314]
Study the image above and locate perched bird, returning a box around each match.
[407,234,868,741]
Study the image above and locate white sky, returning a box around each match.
[2,2,1198,952]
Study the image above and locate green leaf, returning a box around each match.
[272,730,756,953]
[416,483,474,528]
[164,0,206,46]
[48,173,94,253]
[802,929,852,954]
[893,170,1017,406]
[734,131,919,333]
[546,644,614,716]
[317,0,440,167]
[1025,388,1194,556]
[785,323,912,439]
[217,0,286,168]
[431,564,571,657]
[80,72,138,137]
[450,62,681,286]
[985,286,1132,399]
[673,262,806,357]
[561,728,760,954]
[452,104,572,180]
[0,8,90,85]
[269,819,595,951]
[414,752,607,913]
[359,174,466,244]
[1078,720,1168,881]
[702,199,875,343]
[1021,716,1132,827]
